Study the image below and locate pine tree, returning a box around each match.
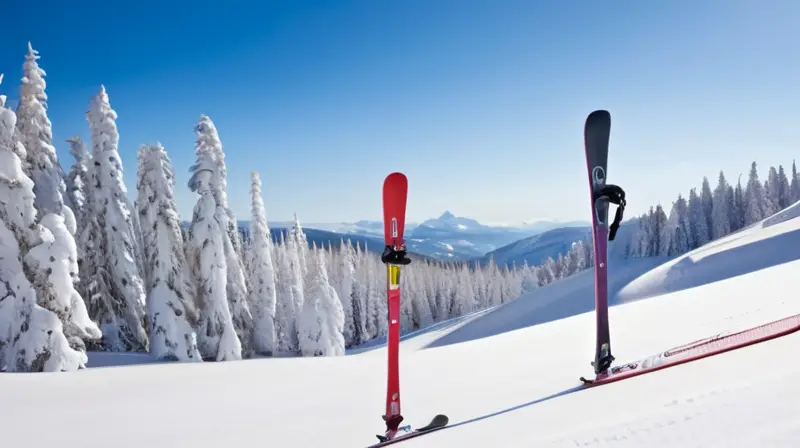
[15,43,77,235]
[711,171,732,240]
[350,242,370,344]
[666,195,690,255]
[700,177,714,243]
[285,227,307,339]
[687,187,709,249]
[85,86,148,352]
[185,128,242,361]
[537,257,556,285]
[0,76,98,371]
[744,161,766,225]
[298,244,345,356]
[188,115,253,356]
[790,161,800,204]
[334,239,357,347]
[247,172,278,356]
[650,205,668,256]
[454,263,475,316]
[730,176,746,232]
[777,164,791,209]
[135,143,202,362]
[65,136,89,255]
[274,235,299,352]
[764,166,781,216]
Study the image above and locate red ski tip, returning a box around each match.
[382,172,408,247]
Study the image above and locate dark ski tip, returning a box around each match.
[587,109,610,121]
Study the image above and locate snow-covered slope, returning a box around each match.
[3,206,800,447]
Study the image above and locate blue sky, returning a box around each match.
[2,0,799,225]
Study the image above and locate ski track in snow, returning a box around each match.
[2,202,800,447]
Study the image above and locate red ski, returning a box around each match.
[373,172,448,445]
[581,313,800,387]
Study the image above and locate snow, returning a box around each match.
[2,203,800,445]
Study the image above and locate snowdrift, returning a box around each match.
[425,257,665,348]
[618,199,800,302]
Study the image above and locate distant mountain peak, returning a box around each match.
[439,210,456,220]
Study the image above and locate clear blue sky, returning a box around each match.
[2,0,799,225]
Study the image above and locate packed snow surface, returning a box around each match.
[2,206,800,447]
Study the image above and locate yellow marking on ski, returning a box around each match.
[388,264,401,290]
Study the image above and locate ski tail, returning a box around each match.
[370,414,449,447]
[583,110,621,375]
[381,172,409,432]
[384,266,402,427]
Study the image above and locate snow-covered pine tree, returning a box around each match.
[744,162,766,225]
[537,257,555,285]
[188,115,253,356]
[649,205,668,256]
[791,161,800,204]
[274,233,299,352]
[15,42,77,236]
[65,136,89,244]
[0,75,99,371]
[135,143,202,362]
[349,242,370,344]
[290,213,310,281]
[483,257,503,308]
[285,226,307,333]
[334,239,357,347]
[405,264,433,332]
[710,172,733,242]
[687,187,710,249]
[777,165,791,209]
[247,171,278,356]
[519,261,539,294]
[500,264,518,304]
[666,195,690,255]
[764,166,782,217]
[700,177,714,243]
[421,261,440,320]
[185,141,241,361]
[84,86,148,352]
[435,264,455,319]
[12,51,101,355]
[297,243,345,356]
[730,176,745,233]
[453,262,476,316]
[366,251,387,339]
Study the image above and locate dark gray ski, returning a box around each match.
[582,110,627,378]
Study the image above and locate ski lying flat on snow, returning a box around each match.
[581,313,800,386]
[367,414,450,448]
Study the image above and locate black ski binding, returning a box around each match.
[593,184,626,241]
[381,245,411,265]
[592,342,615,375]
